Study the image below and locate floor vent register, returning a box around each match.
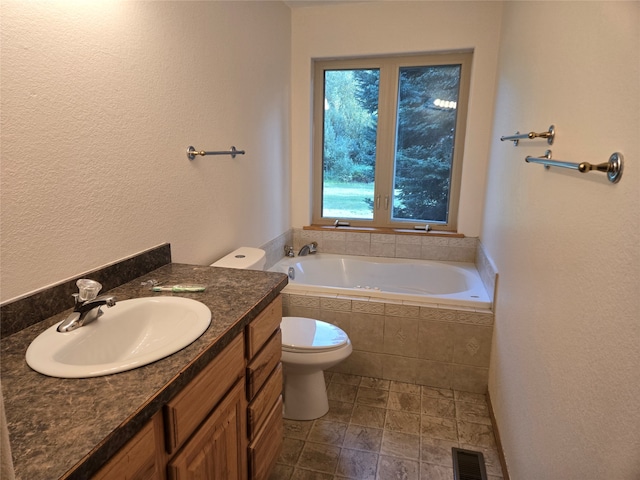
[452,447,488,480]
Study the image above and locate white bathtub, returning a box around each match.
[270,253,491,309]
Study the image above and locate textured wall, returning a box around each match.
[0,1,291,302]
[290,1,504,236]
[482,2,640,478]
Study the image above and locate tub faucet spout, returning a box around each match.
[298,242,317,256]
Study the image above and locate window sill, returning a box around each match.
[303,225,465,238]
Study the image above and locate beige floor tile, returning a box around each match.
[336,448,378,479]
[343,424,383,452]
[278,376,503,480]
[457,421,496,449]
[387,391,421,413]
[351,404,386,429]
[331,373,362,386]
[284,419,313,440]
[280,437,306,466]
[360,377,391,390]
[420,415,458,442]
[384,410,421,435]
[421,385,454,399]
[377,455,419,480]
[308,420,348,446]
[356,387,389,408]
[297,442,341,474]
[269,463,293,480]
[420,462,455,480]
[380,430,420,459]
[421,396,455,418]
[327,382,358,403]
[389,380,421,395]
[456,400,491,425]
[323,371,334,384]
[322,400,354,424]
[420,437,457,467]
[454,390,487,405]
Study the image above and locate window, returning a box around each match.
[312,52,471,230]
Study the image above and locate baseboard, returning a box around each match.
[487,391,510,480]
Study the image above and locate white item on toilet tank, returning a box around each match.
[210,247,266,270]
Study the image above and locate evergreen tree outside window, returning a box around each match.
[312,53,471,230]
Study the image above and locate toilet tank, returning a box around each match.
[211,247,266,270]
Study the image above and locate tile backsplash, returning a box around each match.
[0,244,172,338]
[292,228,478,263]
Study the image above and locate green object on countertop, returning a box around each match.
[152,285,206,293]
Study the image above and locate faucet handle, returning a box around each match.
[76,279,102,302]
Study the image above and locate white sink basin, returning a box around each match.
[26,297,212,378]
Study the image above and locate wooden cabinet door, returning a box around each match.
[93,412,164,480]
[167,380,247,480]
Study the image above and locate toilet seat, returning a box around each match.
[281,317,349,353]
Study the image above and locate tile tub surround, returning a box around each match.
[0,243,172,338]
[261,229,294,270]
[1,263,287,480]
[293,228,478,263]
[283,293,493,393]
[270,373,504,480]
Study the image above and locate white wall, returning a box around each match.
[483,2,639,478]
[290,1,504,236]
[0,1,291,302]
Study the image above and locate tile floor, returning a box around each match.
[269,372,504,480]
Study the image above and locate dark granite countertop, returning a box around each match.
[1,263,287,480]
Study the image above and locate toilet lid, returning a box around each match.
[281,317,349,352]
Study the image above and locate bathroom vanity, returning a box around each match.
[0,261,287,480]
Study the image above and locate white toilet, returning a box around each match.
[211,247,353,421]
[280,316,352,420]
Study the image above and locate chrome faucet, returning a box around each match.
[57,279,117,333]
[298,242,318,256]
[284,245,295,257]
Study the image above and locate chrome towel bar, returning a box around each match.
[525,150,624,184]
[501,125,555,146]
[187,145,245,160]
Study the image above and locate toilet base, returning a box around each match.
[282,370,329,420]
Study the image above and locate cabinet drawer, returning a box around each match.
[94,413,162,480]
[248,396,283,480]
[247,363,282,440]
[246,330,281,400]
[245,296,282,359]
[164,334,245,454]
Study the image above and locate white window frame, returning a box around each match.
[312,52,472,231]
